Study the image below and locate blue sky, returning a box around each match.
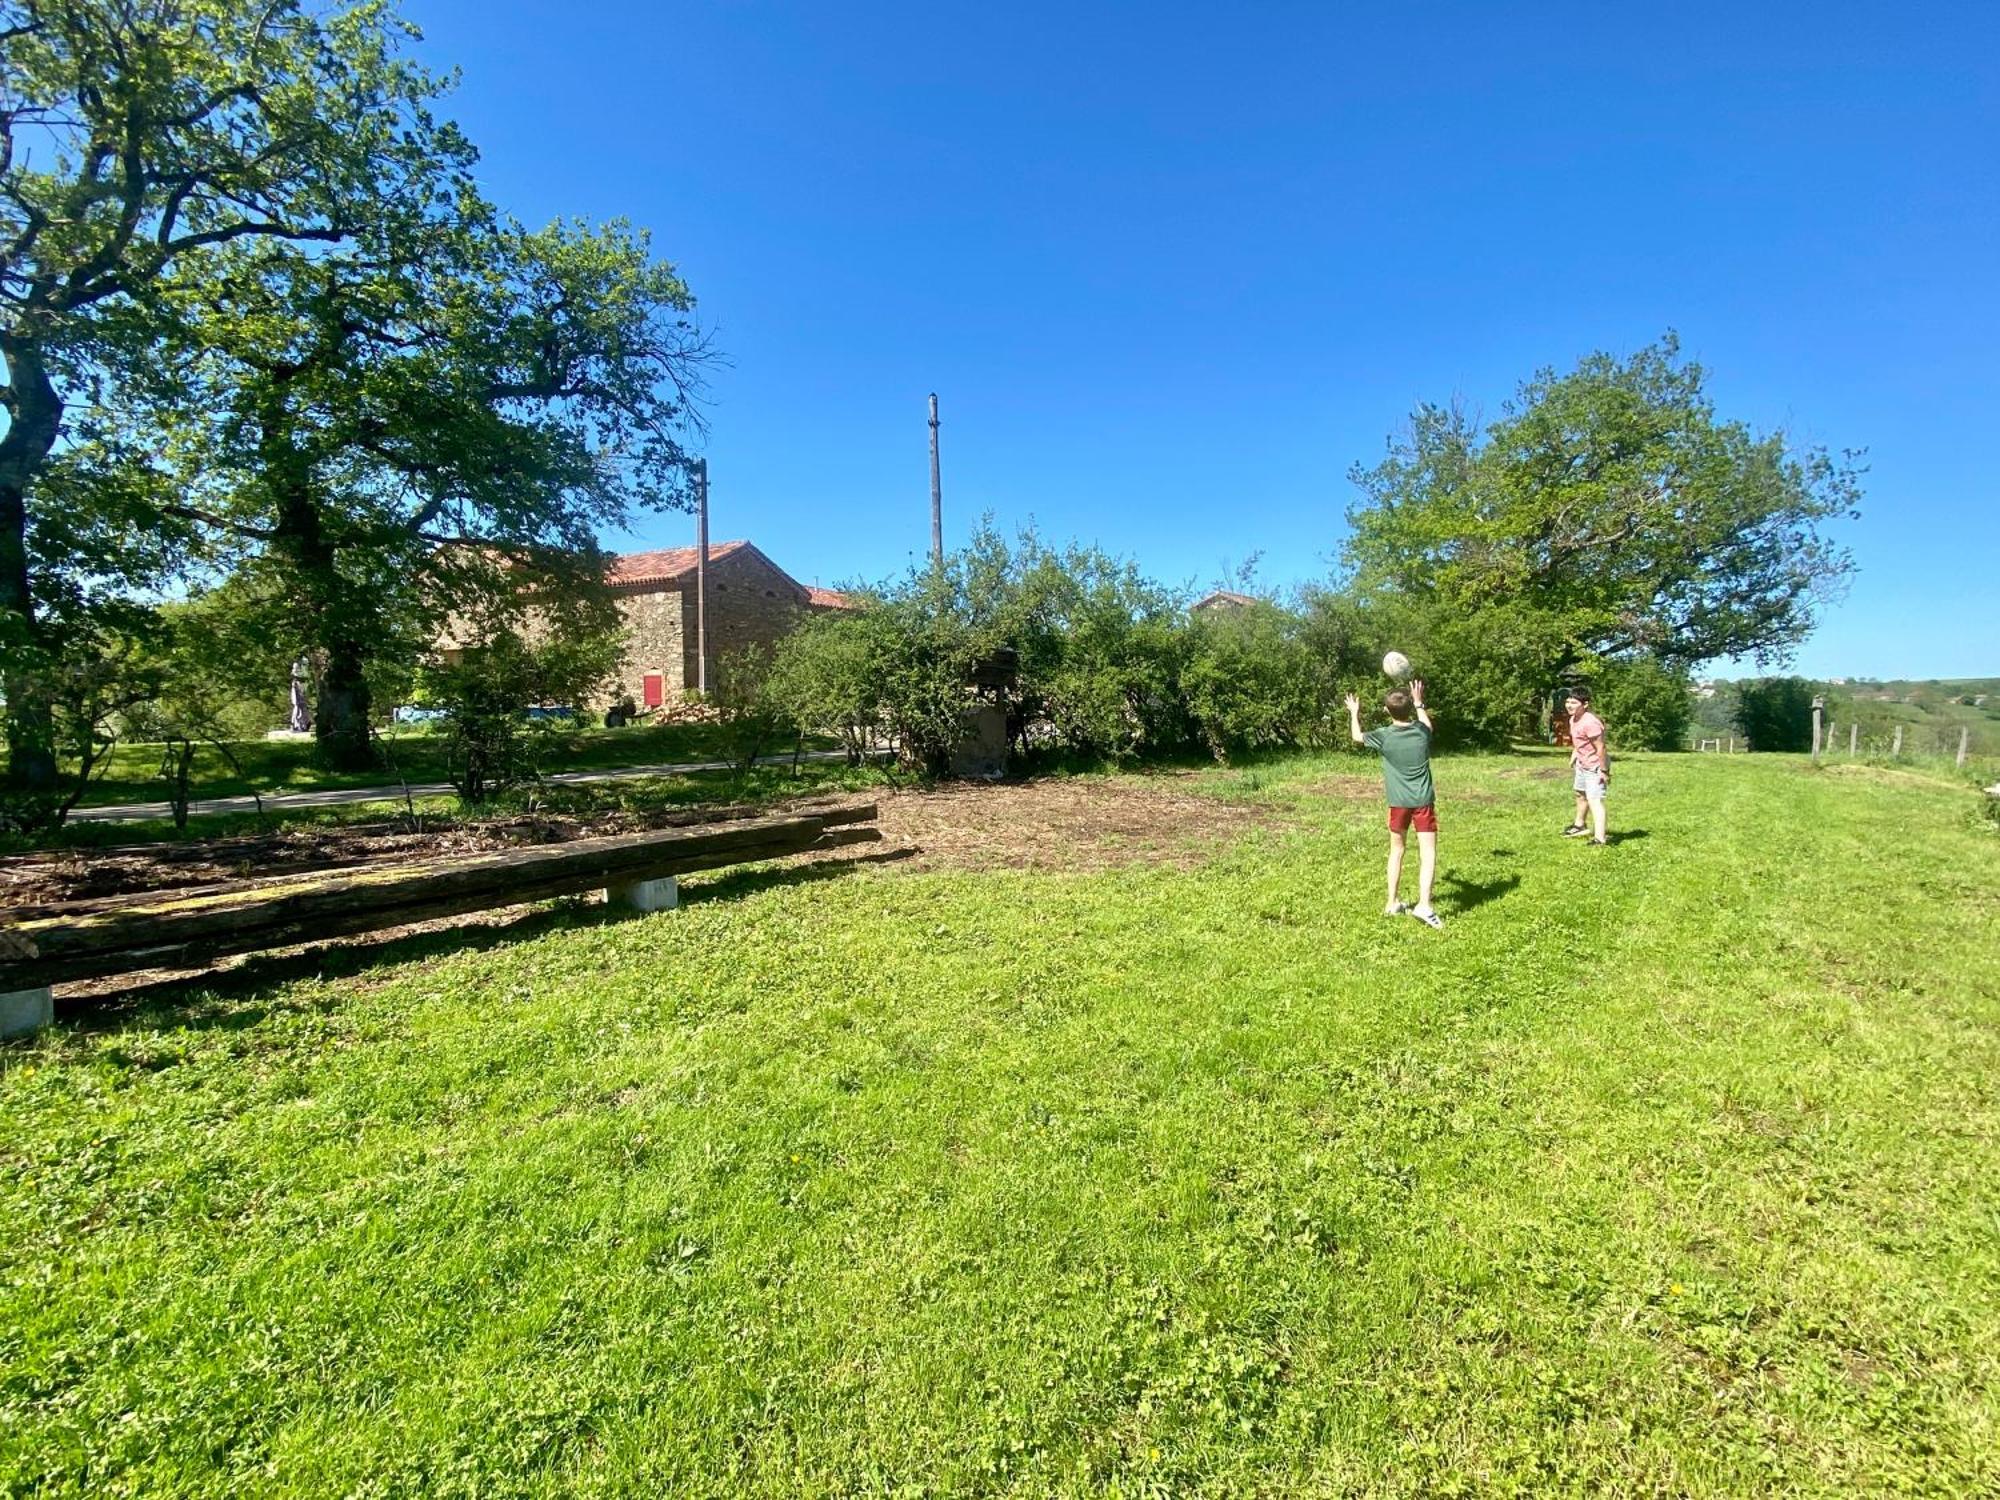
[411,0,1996,679]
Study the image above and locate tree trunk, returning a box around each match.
[0,333,66,803]
[314,638,376,771]
[261,397,379,773]
[166,738,195,832]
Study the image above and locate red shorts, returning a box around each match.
[1387,804,1438,834]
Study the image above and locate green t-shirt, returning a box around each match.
[1363,721,1434,808]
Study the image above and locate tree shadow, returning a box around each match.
[1441,871,1521,915]
[680,847,920,905]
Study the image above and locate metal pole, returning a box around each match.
[694,457,710,696]
[928,393,943,569]
[1811,695,1824,760]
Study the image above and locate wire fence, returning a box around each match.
[1695,721,2000,783]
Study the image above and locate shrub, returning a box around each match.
[708,645,793,771]
[1581,656,1694,751]
[420,625,622,801]
[1734,677,1817,752]
[1393,603,1560,750]
[1182,601,1317,759]
[1007,539,1193,760]
[767,612,882,765]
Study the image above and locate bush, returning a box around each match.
[1581,656,1693,751]
[707,645,793,771]
[766,612,881,765]
[420,626,622,801]
[1007,539,1193,760]
[1734,677,1817,752]
[1393,603,1562,750]
[1182,601,1318,759]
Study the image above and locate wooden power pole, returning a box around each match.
[694,457,710,696]
[928,393,943,569]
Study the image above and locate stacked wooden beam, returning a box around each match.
[1,803,879,990]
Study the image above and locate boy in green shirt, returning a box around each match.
[1345,680,1442,929]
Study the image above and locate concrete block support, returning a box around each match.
[607,876,678,913]
[1,987,53,1040]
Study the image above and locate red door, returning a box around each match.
[643,672,664,708]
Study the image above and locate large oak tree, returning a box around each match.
[1,0,464,818]
[1343,336,1862,677]
[152,213,703,767]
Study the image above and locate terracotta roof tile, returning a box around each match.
[805,585,855,610]
[607,540,748,587]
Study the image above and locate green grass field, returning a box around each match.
[4,752,1996,1495]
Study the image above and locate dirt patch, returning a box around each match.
[19,773,1284,1004]
[2,773,1279,912]
[851,773,1276,874]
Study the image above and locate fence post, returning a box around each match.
[1850,723,1858,756]
[1728,735,1735,754]
[1892,724,1903,757]
[1959,727,1971,768]
[1812,696,1824,760]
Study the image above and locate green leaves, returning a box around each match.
[2,0,473,811]
[1344,336,1862,676]
[2,3,708,805]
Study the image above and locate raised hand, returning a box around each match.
[1410,678,1426,706]
[1343,692,1360,713]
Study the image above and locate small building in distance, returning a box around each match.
[1192,590,1259,613]
[609,540,851,711]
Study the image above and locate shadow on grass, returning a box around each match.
[680,847,920,906]
[1606,828,1650,845]
[1441,871,1522,914]
[56,899,633,1035]
[54,846,923,1036]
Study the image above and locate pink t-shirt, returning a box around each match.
[1570,711,1608,772]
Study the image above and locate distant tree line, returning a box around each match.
[747,337,1860,773]
[1697,676,2000,755]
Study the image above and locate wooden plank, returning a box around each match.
[19,828,882,988]
[11,803,880,921]
[2,808,878,990]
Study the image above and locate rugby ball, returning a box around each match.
[1381,650,1412,679]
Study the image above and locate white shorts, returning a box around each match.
[1573,766,1607,800]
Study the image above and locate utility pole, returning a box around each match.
[694,457,710,696]
[928,392,943,569]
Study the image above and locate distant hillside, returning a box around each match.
[1691,675,2000,756]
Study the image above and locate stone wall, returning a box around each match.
[682,547,812,690]
[612,589,686,709]
[608,547,818,710]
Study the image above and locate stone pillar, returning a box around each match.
[1,987,53,1040]
[606,877,678,912]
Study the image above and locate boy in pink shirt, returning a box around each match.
[1563,687,1610,845]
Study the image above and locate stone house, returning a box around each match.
[607,540,850,711]
[1192,590,1259,613]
